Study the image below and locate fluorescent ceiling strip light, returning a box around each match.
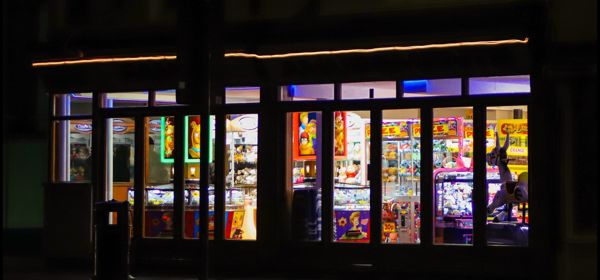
[32,38,527,67]
[225,38,529,59]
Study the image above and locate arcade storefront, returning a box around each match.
[41,37,545,278]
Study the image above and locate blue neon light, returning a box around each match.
[403,80,429,93]
[287,85,297,97]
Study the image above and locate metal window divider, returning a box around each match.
[473,105,488,247]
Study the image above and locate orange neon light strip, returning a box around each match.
[32,55,177,67]
[225,38,529,59]
[32,38,528,67]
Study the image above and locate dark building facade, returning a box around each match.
[3,0,597,279]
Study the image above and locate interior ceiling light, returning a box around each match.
[32,38,527,67]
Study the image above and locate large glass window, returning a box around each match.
[184,115,216,239]
[225,114,258,240]
[52,119,93,182]
[288,112,322,241]
[143,116,175,238]
[381,109,421,244]
[333,111,370,243]
[433,107,474,245]
[486,106,528,246]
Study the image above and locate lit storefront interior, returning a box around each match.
[47,67,533,275]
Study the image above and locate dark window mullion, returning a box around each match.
[396,81,404,99]
[213,112,226,242]
[369,109,383,245]
[133,116,145,240]
[419,107,433,246]
[473,105,487,247]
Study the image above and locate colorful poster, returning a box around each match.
[433,120,449,137]
[498,119,528,137]
[334,210,370,242]
[464,120,474,139]
[161,116,175,163]
[412,122,421,138]
[334,112,347,156]
[433,118,459,137]
[184,210,215,239]
[187,115,201,160]
[224,210,246,240]
[297,112,318,156]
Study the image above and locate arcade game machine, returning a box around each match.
[290,112,322,241]
[137,116,176,238]
[381,119,421,244]
[432,116,475,245]
[333,111,370,243]
[224,114,258,240]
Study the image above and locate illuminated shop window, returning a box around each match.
[184,115,216,240]
[485,105,528,246]
[102,91,149,108]
[52,119,93,182]
[280,84,334,101]
[333,111,370,243]
[381,109,421,244]
[433,107,474,245]
[470,75,531,95]
[143,116,174,238]
[226,87,261,104]
[225,114,258,240]
[288,112,322,241]
[341,81,396,100]
[403,79,461,98]
[53,93,93,116]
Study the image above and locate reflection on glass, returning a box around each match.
[280,84,335,101]
[486,106,528,246]
[53,93,93,116]
[184,115,216,239]
[53,119,93,182]
[341,81,396,100]
[289,112,322,241]
[143,116,174,238]
[225,114,258,240]
[333,111,370,243]
[433,107,474,245]
[381,109,421,244]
